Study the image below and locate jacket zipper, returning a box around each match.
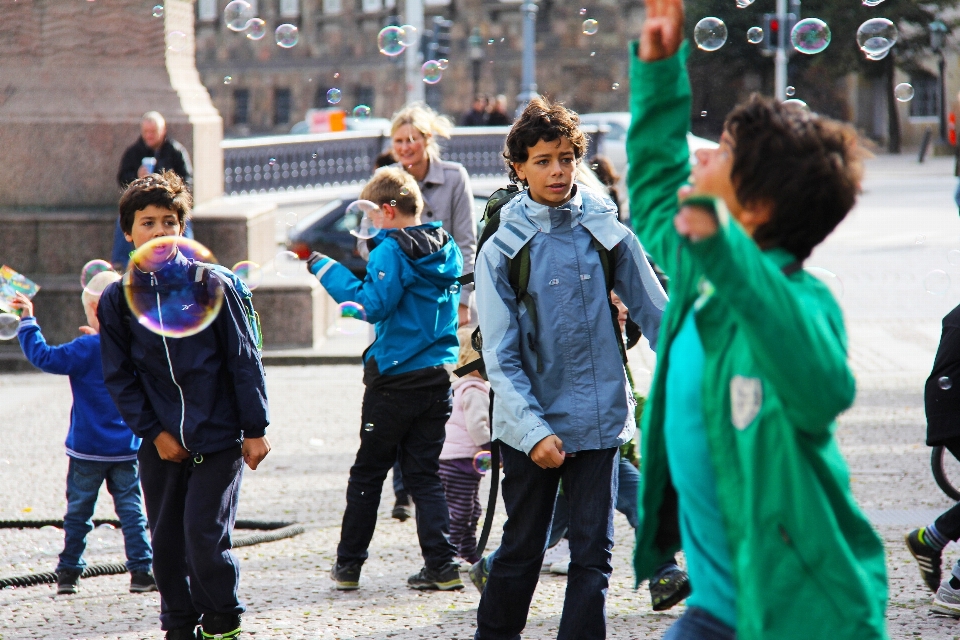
[153,273,188,450]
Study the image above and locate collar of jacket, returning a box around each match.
[490,184,629,259]
[421,156,448,186]
[126,247,191,285]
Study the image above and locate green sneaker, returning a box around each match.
[408,563,464,591]
[468,556,490,593]
[199,613,241,639]
[330,561,362,590]
[649,566,691,612]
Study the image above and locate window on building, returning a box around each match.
[275,88,293,125]
[280,0,301,18]
[324,0,343,14]
[362,0,383,13]
[234,89,250,125]
[910,73,939,118]
[197,0,217,21]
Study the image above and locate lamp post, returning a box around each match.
[516,0,538,116]
[929,19,949,142]
[469,28,483,99]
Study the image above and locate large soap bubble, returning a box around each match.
[345,200,383,240]
[80,260,113,294]
[791,18,831,55]
[399,24,418,47]
[0,313,18,341]
[747,27,764,44]
[275,24,299,48]
[473,450,493,474]
[422,60,443,84]
[895,83,915,102]
[245,18,266,40]
[336,302,368,335]
[123,237,225,339]
[224,0,255,32]
[232,261,262,291]
[694,18,727,52]
[857,18,897,57]
[378,26,406,56]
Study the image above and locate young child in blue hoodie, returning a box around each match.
[10,273,155,597]
[306,166,463,592]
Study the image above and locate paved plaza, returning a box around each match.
[4,154,960,638]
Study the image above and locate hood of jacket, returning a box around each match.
[383,222,460,287]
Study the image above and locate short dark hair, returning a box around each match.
[726,95,864,261]
[118,170,192,234]
[503,96,588,185]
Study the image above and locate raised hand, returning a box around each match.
[640,0,685,62]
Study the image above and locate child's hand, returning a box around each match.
[639,0,685,62]
[242,435,271,470]
[530,435,565,469]
[674,204,719,242]
[10,292,33,318]
[79,326,98,336]
[154,431,189,463]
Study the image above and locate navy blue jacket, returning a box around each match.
[98,251,269,454]
[18,317,140,461]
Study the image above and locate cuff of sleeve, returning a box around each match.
[18,316,37,330]
[141,424,165,444]
[519,423,555,456]
[629,39,690,83]
[243,426,267,439]
[309,256,333,276]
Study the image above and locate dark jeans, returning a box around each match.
[662,607,736,640]
[936,437,960,540]
[59,457,152,574]
[139,442,244,631]
[337,384,457,569]
[475,445,618,640]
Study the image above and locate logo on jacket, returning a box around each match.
[378,271,385,280]
[730,375,762,430]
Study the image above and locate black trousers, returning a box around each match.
[138,442,244,631]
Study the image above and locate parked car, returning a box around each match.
[579,112,718,173]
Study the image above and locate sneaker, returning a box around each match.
[649,567,692,612]
[330,561,362,590]
[56,569,81,595]
[200,613,241,639]
[468,557,490,593]
[407,563,465,591]
[392,498,413,522]
[932,579,960,617]
[165,626,199,640]
[130,570,158,593]
[906,529,943,592]
[541,539,569,573]
[549,560,569,575]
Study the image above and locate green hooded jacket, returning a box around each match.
[627,42,888,640]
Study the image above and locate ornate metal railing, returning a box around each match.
[221,126,604,196]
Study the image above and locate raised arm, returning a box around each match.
[310,245,406,324]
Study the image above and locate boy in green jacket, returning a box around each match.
[628,1,888,639]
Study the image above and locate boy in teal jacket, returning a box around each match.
[628,1,888,639]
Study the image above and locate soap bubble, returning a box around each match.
[378,26,406,56]
[805,267,843,300]
[399,186,410,196]
[894,83,914,102]
[579,8,587,15]
[791,18,831,55]
[736,0,755,7]
[611,82,620,90]
[694,17,727,52]
[949,249,960,266]
[152,5,164,18]
[245,18,266,40]
[275,250,302,278]
[857,18,897,57]
[700,110,708,117]
[124,237,224,339]
[363,422,374,432]
[473,450,493,474]
[0,314,18,341]
[224,1,255,32]
[747,27,763,44]
[399,24,418,47]
[863,0,884,4]
[336,302,368,335]
[81,259,113,292]
[785,86,796,97]
[925,270,951,295]
[783,98,809,110]
[275,24,299,48]
[449,282,461,294]
[166,31,187,52]
[232,261,262,291]
[915,234,926,245]
[326,88,342,104]
[582,19,599,36]
[438,58,449,70]
[422,60,443,84]
[941,376,953,390]
[223,75,233,85]
[345,200,383,240]
[352,105,372,119]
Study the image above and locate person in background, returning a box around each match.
[589,156,621,211]
[486,95,512,126]
[460,95,489,127]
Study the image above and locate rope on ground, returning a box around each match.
[0,563,128,589]
[233,523,305,548]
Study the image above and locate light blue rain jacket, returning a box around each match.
[474,185,667,455]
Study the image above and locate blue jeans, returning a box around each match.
[475,445,618,640]
[662,607,736,640]
[60,457,152,574]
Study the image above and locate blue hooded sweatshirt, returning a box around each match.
[18,317,140,461]
[310,221,462,379]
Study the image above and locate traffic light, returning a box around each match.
[761,13,798,57]
[433,17,452,57]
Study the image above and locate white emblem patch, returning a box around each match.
[730,376,762,431]
[378,271,385,280]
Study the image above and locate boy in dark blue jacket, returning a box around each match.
[306,166,463,591]
[97,172,271,640]
[11,276,155,596]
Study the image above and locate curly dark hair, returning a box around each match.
[118,170,192,234]
[503,96,588,184]
[726,95,865,261]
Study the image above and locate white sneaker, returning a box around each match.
[541,539,569,573]
[932,579,960,617]
[549,560,570,575]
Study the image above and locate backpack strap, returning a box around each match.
[508,243,543,373]
[593,238,629,368]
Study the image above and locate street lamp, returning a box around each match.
[516,0,539,116]
[469,28,483,100]
[929,19,949,142]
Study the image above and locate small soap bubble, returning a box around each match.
[785,86,796,97]
[805,267,844,300]
[232,261,262,291]
[378,26,406,56]
[857,18,897,57]
[223,75,233,85]
[152,5,164,18]
[449,282,461,294]
[916,234,925,245]
[268,157,277,167]
[124,238,224,338]
[166,31,187,52]
[311,152,318,159]
[473,451,493,474]
[590,51,596,56]
[352,105,372,120]
[700,110,708,117]
[925,270,951,295]
[791,18,831,55]
[949,249,960,266]
[390,200,397,206]
[275,24,299,48]
[579,7,587,16]
[582,19,599,36]
[694,17,727,52]
[421,60,443,84]
[747,26,763,44]
[80,259,113,292]
[224,0,255,32]
[894,83,914,102]
[334,72,341,79]
[363,422,375,432]
[337,302,368,335]
[399,186,410,196]
[96,523,116,531]
[863,0,884,5]
[438,58,449,70]
[284,212,298,228]
[0,313,19,341]
[488,39,495,45]
[275,250,301,278]
[326,88,342,104]
[736,0,755,7]
[245,18,266,40]
[611,82,620,90]
[941,376,953,390]
[345,200,383,240]
[399,24,418,47]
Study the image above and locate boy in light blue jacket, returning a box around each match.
[472,97,667,640]
[11,273,154,597]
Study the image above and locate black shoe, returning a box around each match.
[330,561,362,590]
[56,569,81,595]
[200,613,241,639]
[906,528,943,592]
[392,497,413,522]
[164,626,199,640]
[130,570,158,593]
[649,566,691,611]
[407,563,464,591]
